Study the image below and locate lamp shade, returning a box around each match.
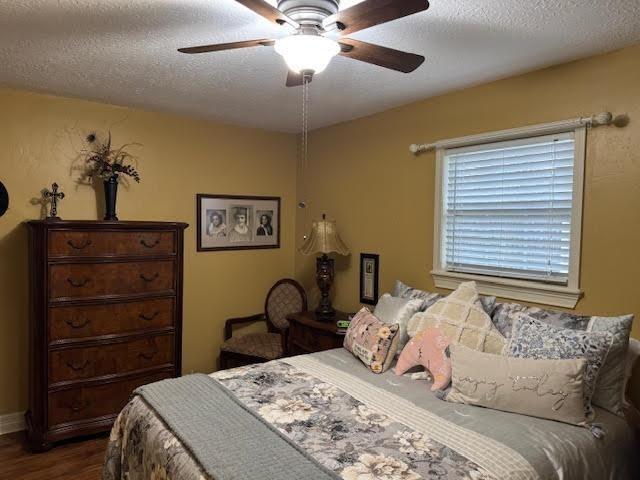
[274,34,340,74]
[300,216,349,256]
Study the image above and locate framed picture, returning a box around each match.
[360,253,379,305]
[196,194,280,251]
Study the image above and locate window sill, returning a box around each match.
[431,270,583,309]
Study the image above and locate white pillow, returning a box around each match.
[373,293,423,352]
[624,338,640,407]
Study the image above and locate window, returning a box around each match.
[432,127,585,308]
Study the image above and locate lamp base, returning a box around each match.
[315,254,335,321]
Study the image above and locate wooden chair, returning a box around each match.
[219,278,307,370]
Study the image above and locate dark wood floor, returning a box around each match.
[0,431,108,479]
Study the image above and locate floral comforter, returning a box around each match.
[214,361,493,480]
[105,350,547,480]
[104,361,492,480]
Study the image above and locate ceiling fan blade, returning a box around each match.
[178,39,275,54]
[324,0,429,36]
[286,70,314,87]
[235,0,299,28]
[339,38,425,73]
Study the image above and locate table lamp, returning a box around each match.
[300,214,350,319]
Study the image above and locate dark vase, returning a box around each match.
[103,175,119,221]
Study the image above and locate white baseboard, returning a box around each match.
[0,412,25,435]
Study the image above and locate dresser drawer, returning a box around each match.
[48,230,176,257]
[49,334,174,384]
[49,298,174,342]
[49,261,175,300]
[48,371,172,428]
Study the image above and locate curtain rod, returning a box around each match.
[409,112,615,155]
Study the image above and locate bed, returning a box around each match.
[104,348,638,480]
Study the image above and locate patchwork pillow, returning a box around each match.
[394,280,496,314]
[492,302,590,338]
[508,314,613,419]
[407,281,506,355]
[492,302,633,417]
[393,280,442,311]
[588,315,634,416]
[443,345,590,429]
[373,293,423,352]
[394,326,452,391]
[343,307,399,374]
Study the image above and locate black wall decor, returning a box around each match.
[0,181,8,217]
[360,253,380,305]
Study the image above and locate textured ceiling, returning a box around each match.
[1,0,639,132]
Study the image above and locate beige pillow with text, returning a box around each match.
[445,345,589,428]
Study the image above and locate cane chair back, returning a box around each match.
[265,279,307,331]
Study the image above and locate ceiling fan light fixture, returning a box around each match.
[274,34,340,74]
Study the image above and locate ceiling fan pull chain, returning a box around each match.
[302,74,305,173]
[299,72,312,241]
[302,74,310,175]
[301,73,306,176]
[299,72,311,243]
[304,76,309,173]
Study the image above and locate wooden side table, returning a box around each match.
[287,311,350,356]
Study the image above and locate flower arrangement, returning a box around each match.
[83,132,141,183]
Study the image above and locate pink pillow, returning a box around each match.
[343,307,399,374]
[394,326,452,391]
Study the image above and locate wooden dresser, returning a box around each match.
[26,220,188,451]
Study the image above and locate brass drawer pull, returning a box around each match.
[139,312,159,321]
[140,273,159,283]
[67,239,92,250]
[70,400,89,413]
[65,318,90,329]
[140,238,161,249]
[67,277,91,288]
[66,360,90,372]
[139,351,157,361]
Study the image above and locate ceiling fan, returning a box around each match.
[178,0,430,87]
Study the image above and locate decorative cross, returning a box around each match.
[43,183,65,220]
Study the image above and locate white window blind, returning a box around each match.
[442,132,576,285]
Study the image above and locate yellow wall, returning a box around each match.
[296,44,640,337]
[2,43,639,416]
[0,88,297,415]
[296,43,640,403]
